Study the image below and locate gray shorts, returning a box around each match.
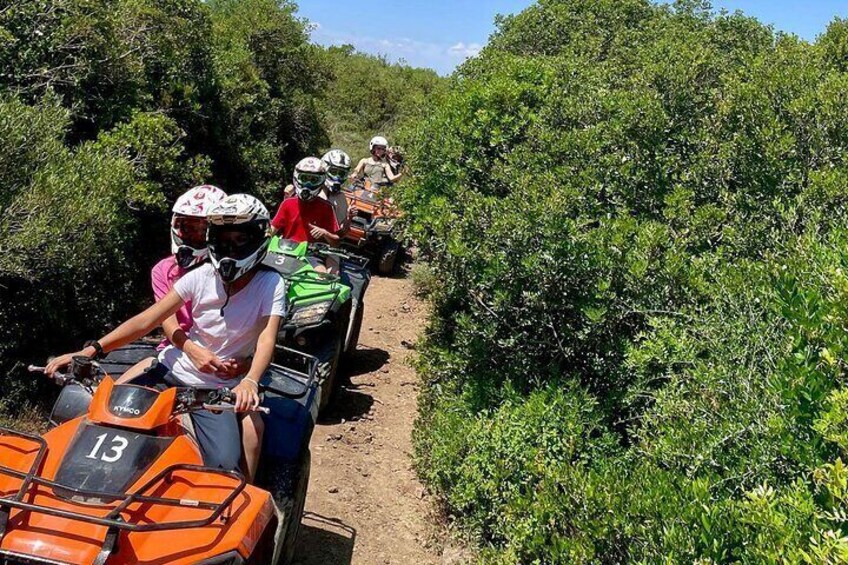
[131,362,241,472]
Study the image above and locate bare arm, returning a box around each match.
[309,224,341,247]
[162,316,183,347]
[350,159,367,180]
[385,162,403,183]
[100,290,184,351]
[247,315,281,384]
[323,231,341,247]
[46,290,184,375]
[338,214,351,235]
[232,315,282,411]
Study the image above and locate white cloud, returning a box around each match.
[448,42,483,58]
[309,25,481,75]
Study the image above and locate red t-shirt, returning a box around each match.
[271,197,340,243]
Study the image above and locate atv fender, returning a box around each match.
[49,383,93,426]
[258,450,311,565]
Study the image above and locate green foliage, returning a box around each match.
[207,0,327,201]
[403,0,848,561]
[0,0,442,416]
[0,95,206,409]
[0,0,216,133]
[314,44,445,160]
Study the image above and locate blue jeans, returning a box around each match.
[130,362,241,471]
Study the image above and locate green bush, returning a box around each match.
[0,95,206,410]
[403,0,848,561]
[0,0,400,415]
[314,44,445,160]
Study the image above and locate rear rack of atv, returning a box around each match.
[0,448,246,536]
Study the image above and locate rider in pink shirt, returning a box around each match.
[151,256,193,349]
[154,185,227,349]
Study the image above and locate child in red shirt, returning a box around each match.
[270,157,340,245]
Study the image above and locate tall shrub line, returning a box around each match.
[400,1,848,561]
[0,0,440,414]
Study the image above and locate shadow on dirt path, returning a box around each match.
[318,387,374,425]
[293,274,440,565]
[294,512,356,565]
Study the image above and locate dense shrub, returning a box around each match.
[207,0,327,201]
[314,44,445,160]
[0,0,440,415]
[402,0,848,561]
[0,95,205,411]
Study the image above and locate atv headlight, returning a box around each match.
[290,301,332,326]
[195,551,245,564]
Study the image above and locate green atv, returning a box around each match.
[262,237,371,414]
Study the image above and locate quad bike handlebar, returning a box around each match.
[29,355,100,388]
[29,359,299,413]
[176,387,271,415]
[310,242,370,267]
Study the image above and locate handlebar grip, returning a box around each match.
[202,403,270,414]
[28,365,46,373]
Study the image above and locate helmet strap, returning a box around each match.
[220,283,232,316]
[175,247,196,269]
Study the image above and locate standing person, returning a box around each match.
[351,136,404,186]
[269,157,340,245]
[45,195,284,482]
[321,149,352,233]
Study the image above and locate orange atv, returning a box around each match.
[0,347,318,565]
[343,179,401,276]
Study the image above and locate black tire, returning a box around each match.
[317,329,344,415]
[344,300,365,359]
[377,240,400,276]
[277,450,311,565]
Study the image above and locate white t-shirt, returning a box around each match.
[158,263,287,387]
[320,189,349,227]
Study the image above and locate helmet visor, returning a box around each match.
[326,166,348,182]
[209,224,266,260]
[173,216,208,250]
[295,171,325,189]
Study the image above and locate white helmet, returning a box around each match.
[369,136,388,153]
[171,185,227,269]
[293,157,326,201]
[207,194,270,284]
[321,150,351,193]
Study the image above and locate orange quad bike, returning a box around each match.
[0,346,319,565]
[343,179,402,276]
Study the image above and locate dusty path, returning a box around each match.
[293,274,440,565]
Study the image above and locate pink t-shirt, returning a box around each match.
[151,256,193,349]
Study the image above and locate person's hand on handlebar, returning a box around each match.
[45,344,98,377]
[232,378,261,412]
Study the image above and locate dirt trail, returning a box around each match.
[293,274,441,565]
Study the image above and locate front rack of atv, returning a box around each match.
[312,243,370,269]
[0,445,246,536]
[344,185,397,216]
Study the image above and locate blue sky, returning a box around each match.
[295,1,848,75]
